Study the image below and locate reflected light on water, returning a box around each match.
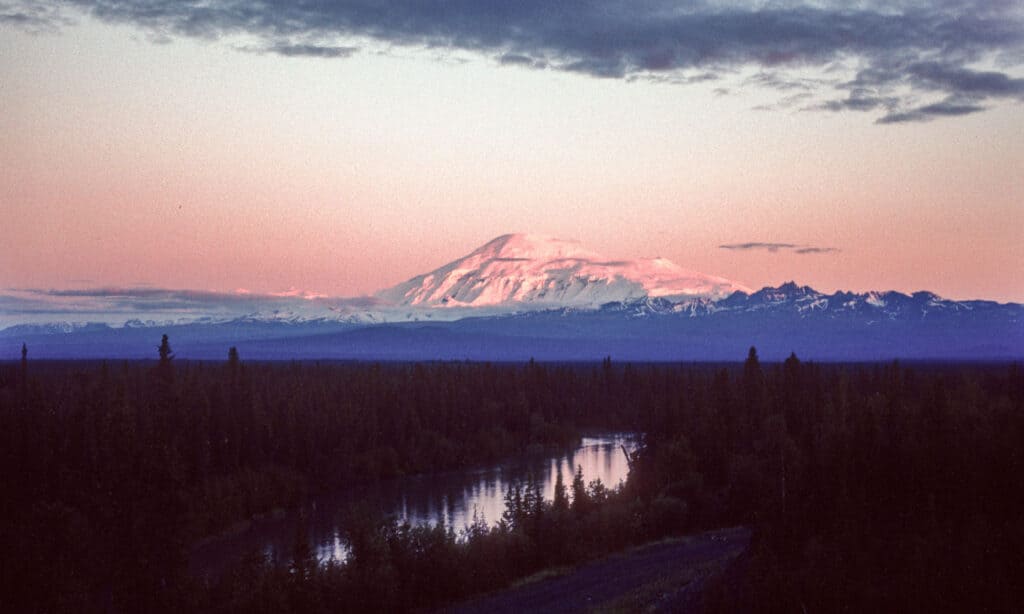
[191,433,637,576]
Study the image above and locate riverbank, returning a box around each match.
[190,433,638,579]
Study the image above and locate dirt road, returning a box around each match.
[439,526,751,614]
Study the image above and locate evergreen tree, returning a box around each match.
[19,342,27,391]
[571,465,589,517]
[743,346,764,393]
[289,516,316,584]
[502,484,523,530]
[227,346,242,395]
[522,476,537,517]
[741,345,767,446]
[553,469,569,512]
[157,334,174,384]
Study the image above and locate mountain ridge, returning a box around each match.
[3,281,1020,361]
[2,281,1020,334]
[2,234,1020,360]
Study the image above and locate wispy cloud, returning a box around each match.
[810,88,900,113]
[5,1,1022,123]
[720,242,798,253]
[0,286,381,327]
[720,242,840,255]
[794,246,840,254]
[876,97,987,124]
[240,43,359,59]
[498,52,546,69]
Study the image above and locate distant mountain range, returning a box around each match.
[2,235,1021,361]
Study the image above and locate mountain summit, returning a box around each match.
[4,237,1021,359]
[376,234,750,309]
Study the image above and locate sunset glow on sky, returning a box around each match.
[2,1,1023,304]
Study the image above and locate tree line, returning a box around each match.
[1,339,1021,612]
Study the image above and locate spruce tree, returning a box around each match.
[571,465,588,517]
[553,469,569,512]
[228,346,240,377]
[19,343,27,391]
[157,334,174,384]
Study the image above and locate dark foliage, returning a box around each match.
[0,344,634,612]
[1,341,1022,612]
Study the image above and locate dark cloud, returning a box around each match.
[263,43,359,58]
[720,242,799,252]
[633,71,720,86]
[6,1,1024,122]
[794,246,840,254]
[0,293,67,315]
[683,72,717,83]
[498,53,546,69]
[29,287,247,301]
[908,62,1024,97]
[745,72,829,92]
[721,242,839,255]
[876,97,987,123]
[820,96,888,111]
[1,0,70,31]
[814,87,899,112]
[919,100,987,115]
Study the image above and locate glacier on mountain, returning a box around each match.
[375,234,750,309]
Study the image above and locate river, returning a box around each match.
[190,433,637,578]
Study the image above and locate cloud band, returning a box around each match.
[720,242,839,255]
[2,1,1021,123]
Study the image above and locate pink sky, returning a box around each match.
[2,4,1023,303]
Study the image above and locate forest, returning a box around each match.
[1,337,1022,612]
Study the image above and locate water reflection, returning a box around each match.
[192,433,637,576]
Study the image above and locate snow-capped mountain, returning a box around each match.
[2,235,1021,361]
[711,282,994,320]
[376,234,750,309]
[485,280,1017,325]
[3,279,1020,360]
